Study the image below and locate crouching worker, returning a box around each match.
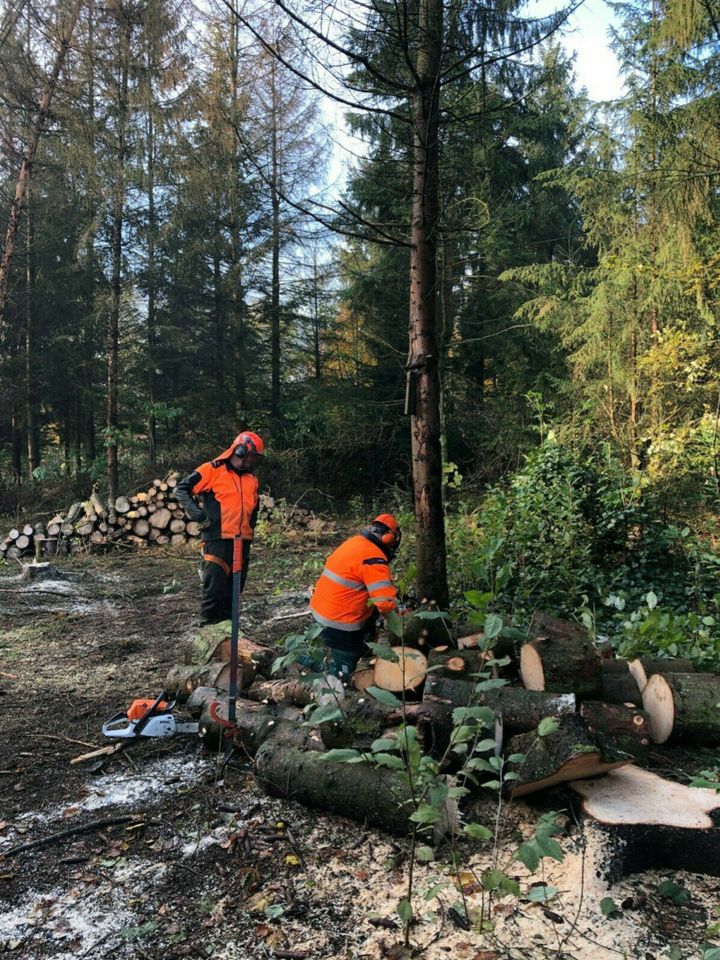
[175,431,264,625]
[307,514,402,679]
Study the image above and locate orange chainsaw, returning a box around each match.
[102,691,199,740]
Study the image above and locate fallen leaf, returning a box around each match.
[254,923,273,938]
[63,806,81,819]
[284,854,301,868]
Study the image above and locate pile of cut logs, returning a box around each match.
[163,610,720,863]
[0,474,197,560]
[0,479,281,561]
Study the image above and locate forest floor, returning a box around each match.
[0,524,719,960]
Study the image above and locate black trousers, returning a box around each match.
[200,538,251,625]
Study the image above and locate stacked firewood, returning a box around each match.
[0,473,199,561]
[163,610,720,848]
[0,486,312,562]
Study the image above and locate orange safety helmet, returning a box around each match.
[370,513,401,549]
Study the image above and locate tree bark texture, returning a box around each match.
[579,700,650,758]
[506,714,631,798]
[521,612,603,700]
[408,0,448,610]
[255,737,457,839]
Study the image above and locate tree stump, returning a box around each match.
[570,766,720,881]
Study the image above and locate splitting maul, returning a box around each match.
[102,691,199,740]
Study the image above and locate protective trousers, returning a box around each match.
[200,538,251,625]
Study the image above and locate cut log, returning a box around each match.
[182,623,277,676]
[255,738,458,839]
[115,496,131,514]
[245,677,314,708]
[170,519,186,534]
[570,766,720,881]
[628,657,696,693]
[400,612,454,650]
[642,672,720,744]
[191,690,303,752]
[427,648,495,680]
[164,661,233,702]
[14,535,30,550]
[47,523,61,537]
[520,611,603,700]
[76,522,94,537]
[5,546,21,560]
[601,660,643,706]
[149,508,173,530]
[506,714,632,798]
[186,521,201,538]
[22,524,34,536]
[580,701,650,758]
[373,646,427,693]
[423,674,576,736]
[350,657,375,692]
[132,518,150,538]
[8,528,19,540]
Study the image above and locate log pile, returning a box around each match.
[160,609,720,851]
[0,488,320,562]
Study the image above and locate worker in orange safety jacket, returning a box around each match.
[175,431,264,625]
[308,514,402,677]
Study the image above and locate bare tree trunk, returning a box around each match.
[270,53,281,422]
[25,178,39,476]
[408,0,448,608]
[313,247,321,380]
[107,7,131,503]
[145,68,157,463]
[0,0,84,324]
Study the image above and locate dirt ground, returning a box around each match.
[1,531,720,960]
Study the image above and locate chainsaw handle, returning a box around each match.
[133,690,170,736]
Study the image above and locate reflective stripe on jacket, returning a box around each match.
[310,534,398,631]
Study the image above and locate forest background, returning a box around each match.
[1,0,720,667]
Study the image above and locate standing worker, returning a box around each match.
[308,514,402,677]
[175,431,264,625]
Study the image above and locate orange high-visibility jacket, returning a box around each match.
[310,534,398,631]
[175,435,259,541]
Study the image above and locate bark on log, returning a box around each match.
[255,738,458,839]
[245,677,314,707]
[601,660,643,706]
[423,674,576,736]
[400,612,454,650]
[506,714,631,798]
[164,662,233,702]
[373,646,427,692]
[570,766,720,882]
[181,623,276,676]
[580,701,650,758]
[642,672,720,744]
[520,611,603,699]
[628,657,696,693]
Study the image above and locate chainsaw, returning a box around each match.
[102,690,199,740]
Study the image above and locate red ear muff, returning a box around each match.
[380,530,396,546]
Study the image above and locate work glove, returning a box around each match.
[197,513,212,532]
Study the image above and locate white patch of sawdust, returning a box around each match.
[0,879,137,957]
[180,820,247,858]
[0,754,212,848]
